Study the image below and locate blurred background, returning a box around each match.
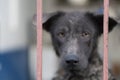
[109,0,120,79]
[0,0,36,80]
[0,0,120,80]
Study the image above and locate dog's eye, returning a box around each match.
[58,32,65,38]
[80,32,90,37]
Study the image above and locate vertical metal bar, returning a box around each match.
[104,0,109,80]
[37,0,42,80]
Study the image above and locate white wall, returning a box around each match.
[0,0,36,52]
[0,0,36,80]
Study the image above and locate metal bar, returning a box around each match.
[37,0,42,80]
[103,0,109,80]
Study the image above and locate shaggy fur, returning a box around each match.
[42,11,117,80]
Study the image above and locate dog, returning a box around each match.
[42,11,118,80]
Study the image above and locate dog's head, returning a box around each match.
[41,11,117,72]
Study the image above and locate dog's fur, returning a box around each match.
[42,11,117,80]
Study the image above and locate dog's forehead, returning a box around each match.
[53,12,95,33]
[61,12,88,23]
[55,12,94,27]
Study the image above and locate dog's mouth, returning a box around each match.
[65,64,87,73]
[67,65,80,71]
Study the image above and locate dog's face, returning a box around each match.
[42,12,117,72]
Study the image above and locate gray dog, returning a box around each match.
[42,11,117,80]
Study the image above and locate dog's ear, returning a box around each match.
[32,13,61,26]
[32,12,64,32]
[43,12,64,32]
[86,13,118,35]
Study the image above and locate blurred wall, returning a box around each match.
[0,0,36,80]
[0,0,36,51]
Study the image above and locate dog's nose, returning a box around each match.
[65,55,79,65]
